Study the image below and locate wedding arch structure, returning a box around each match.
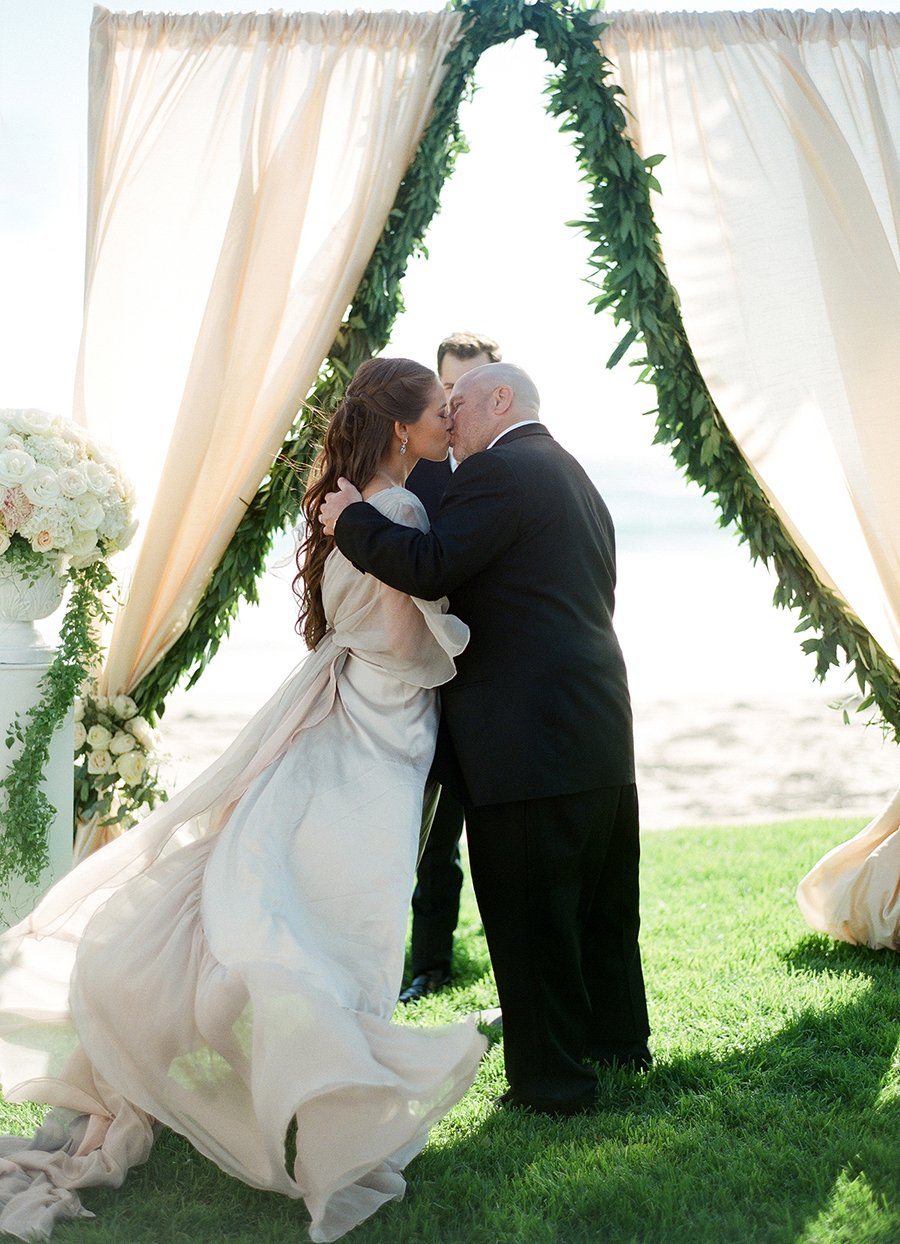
[77,0,900,737]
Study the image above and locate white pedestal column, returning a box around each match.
[0,622,73,930]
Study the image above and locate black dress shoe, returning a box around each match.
[398,969,451,1004]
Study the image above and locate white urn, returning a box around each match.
[0,560,67,663]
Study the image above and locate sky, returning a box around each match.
[0,0,887,711]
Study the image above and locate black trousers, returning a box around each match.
[465,783,649,1111]
[410,787,465,978]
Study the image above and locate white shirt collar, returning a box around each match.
[486,420,541,451]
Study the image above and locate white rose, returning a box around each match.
[21,466,61,506]
[59,424,87,452]
[125,716,157,749]
[73,721,87,750]
[57,467,88,498]
[71,493,105,530]
[0,449,36,488]
[9,410,54,436]
[109,731,136,755]
[1,437,24,453]
[87,724,112,749]
[30,529,55,553]
[116,751,146,785]
[73,698,85,722]
[87,748,112,775]
[112,694,138,720]
[93,695,110,711]
[0,420,9,439]
[82,461,113,494]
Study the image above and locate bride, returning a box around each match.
[0,357,486,1242]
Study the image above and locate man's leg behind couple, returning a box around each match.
[465,784,650,1115]
[400,788,466,1003]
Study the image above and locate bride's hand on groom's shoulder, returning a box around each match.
[319,477,363,534]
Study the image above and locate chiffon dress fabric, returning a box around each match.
[0,487,486,1242]
[796,786,900,952]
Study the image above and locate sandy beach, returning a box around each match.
[157,684,897,836]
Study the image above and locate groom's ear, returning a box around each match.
[493,385,514,416]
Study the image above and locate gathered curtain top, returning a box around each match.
[596,9,900,49]
[91,5,464,50]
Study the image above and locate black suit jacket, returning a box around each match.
[335,424,634,807]
[405,457,452,522]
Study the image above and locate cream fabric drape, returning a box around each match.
[598,9,900,670]
[597,9,899,949]
[796,787,900,950]
[75,6,462,695]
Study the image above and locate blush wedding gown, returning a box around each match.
[0,487,486,1242]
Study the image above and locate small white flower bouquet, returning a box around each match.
[0,409,136,578]
[74,691,168,834]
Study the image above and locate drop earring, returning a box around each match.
[399,438,408,456]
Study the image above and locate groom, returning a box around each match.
[320,363,650,1115]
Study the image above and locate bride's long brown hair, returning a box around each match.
[294,356,439,649]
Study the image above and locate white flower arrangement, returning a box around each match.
[74,691,168,830]
[0,409,136,578]
[0,410,142,891]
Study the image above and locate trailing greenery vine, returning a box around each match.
[529,1,900,737]
[133,0,899,740]
[0,561,112,894]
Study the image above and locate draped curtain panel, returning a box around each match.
[75,5,462,695]
[598,9,900,672]
[598,9,899,949]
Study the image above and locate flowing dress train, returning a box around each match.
[0,487,486,1241]
[796,786,900,951]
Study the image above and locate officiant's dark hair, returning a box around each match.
[294,356,439,649]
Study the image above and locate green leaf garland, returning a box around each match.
[132,0,898,741]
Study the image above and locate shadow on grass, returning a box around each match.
[60,935,898,1244]
[402,935,899,1244]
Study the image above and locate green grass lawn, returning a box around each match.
[1,816,897,1244]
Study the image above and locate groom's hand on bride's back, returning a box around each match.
[320,477,363,534]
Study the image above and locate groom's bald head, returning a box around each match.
[448,363,541,462]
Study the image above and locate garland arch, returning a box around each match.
[132,0,900,742]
